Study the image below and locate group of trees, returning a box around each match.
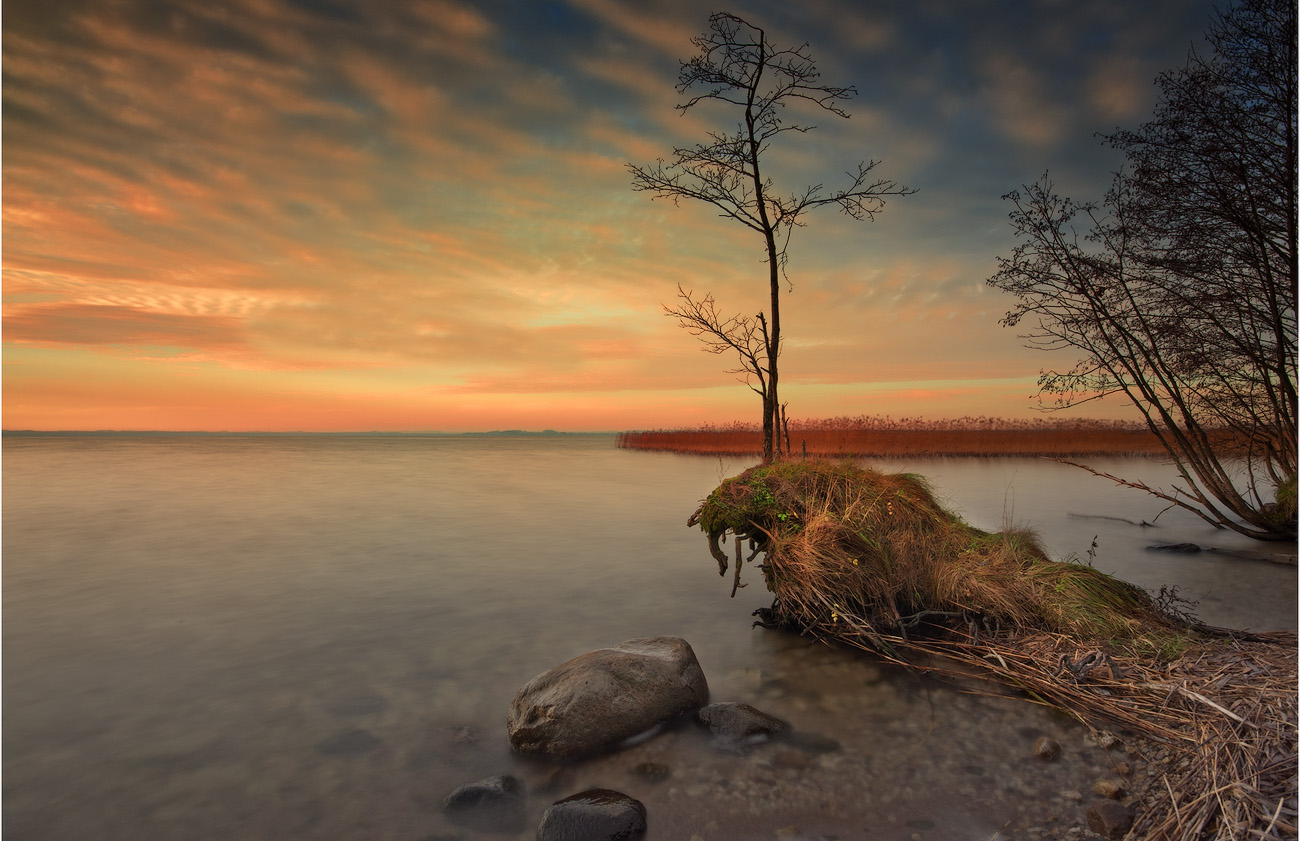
[987,0,1295,540]
[629,2,1295,540]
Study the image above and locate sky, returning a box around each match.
[3,0,1220,432]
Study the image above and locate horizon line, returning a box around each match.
[1,429,616,437]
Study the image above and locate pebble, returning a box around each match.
[1091,778,1126,799]
[1033,737,1061,760]
[1087,731,1121,749]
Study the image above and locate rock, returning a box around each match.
[696,702,788,747]
[442,774,526,832]
[1033,736,1061,760]
[1145,542,1201,553]
[1086,800,1133,839]
[508,637,709,759]
[450,724,479,747]
[1091,778,1126,799]
[1086,730,1122,749]
[537,789,646,841]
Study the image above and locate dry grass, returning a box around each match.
[620,415,1169,457]
[691,459,1298,840]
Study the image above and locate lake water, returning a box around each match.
[4,434,1295,840]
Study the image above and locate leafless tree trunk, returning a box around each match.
[630,12,913,463]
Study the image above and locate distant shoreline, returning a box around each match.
[1,429,614,438]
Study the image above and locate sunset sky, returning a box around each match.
[3,0,1219,432]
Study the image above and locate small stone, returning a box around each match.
[1091,778,1126,799]
[537,789,646,841]
[697,702,788,747]
[1033,736,1062,760]
[1113,761,1132,776]
[442,774,526,832]
[1062,789,1083,802]
[1086,800,1134,839]
[776,827,799,841]
[1088,731,1121,749]
[451,725,479,747]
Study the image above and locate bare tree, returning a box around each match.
[989,0,1296,540]
[629,11,914,463]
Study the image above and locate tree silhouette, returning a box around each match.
[629,12,914,463]
[989,0,1296,539]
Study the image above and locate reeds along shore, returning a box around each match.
[618,416,1170,458]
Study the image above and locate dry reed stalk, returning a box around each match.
[814,620,1297,840]
[619,416,1174,457]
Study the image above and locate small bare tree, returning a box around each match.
[629,11,914,463]
[664,283,772,418]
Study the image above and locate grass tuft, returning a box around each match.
[696,458,1184,651]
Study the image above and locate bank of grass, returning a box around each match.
[690,459,1297,840]
[620,415,1167,457]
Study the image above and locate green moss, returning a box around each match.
[696,458,1192,653]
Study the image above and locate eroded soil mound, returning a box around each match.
[690,459,1297,840]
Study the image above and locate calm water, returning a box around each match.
[4,435,1295,840]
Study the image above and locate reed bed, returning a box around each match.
[620,415,1169,457]
[690,459,1298,840]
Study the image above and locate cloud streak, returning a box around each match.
[3,0,1216,429]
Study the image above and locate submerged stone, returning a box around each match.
[442,774,526,832]
[696,701,788,747]
[1032,736,1061,760]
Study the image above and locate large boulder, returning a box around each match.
[508,636,709,759]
